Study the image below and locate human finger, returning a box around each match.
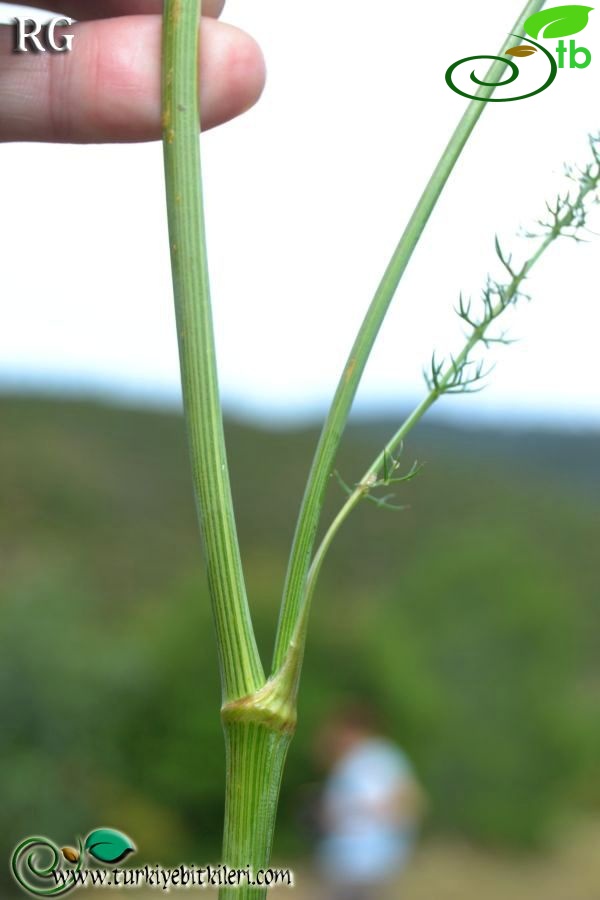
[0,14,265,142]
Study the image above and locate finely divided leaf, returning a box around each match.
[524,4,593,39]
[84,829,136,864]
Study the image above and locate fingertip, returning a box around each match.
[200,23,266,130]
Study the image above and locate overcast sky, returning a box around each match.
[1,1,599,427]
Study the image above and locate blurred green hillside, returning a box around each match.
[1,394,599,887]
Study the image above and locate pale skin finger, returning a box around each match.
[0,14,265,142]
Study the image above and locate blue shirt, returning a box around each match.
[318,738,416,884]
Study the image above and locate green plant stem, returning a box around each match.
[272,0,547,673]
[162,0,263,702]
[219,724,293,898]
[162,4,292,895]
[219,652,298,898]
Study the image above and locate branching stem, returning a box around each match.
[158,0,600,893]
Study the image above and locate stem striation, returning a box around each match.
[162,0,263,702]
[162,5,292,896]
[219,721,293,899]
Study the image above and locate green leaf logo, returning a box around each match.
[524,4,593,39]
[84,828,136,865]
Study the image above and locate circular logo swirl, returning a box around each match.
[11,836,83,896]
[445,35,558,102]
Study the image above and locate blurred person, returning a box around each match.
[0,1,265,142]
[315,703,425,900]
